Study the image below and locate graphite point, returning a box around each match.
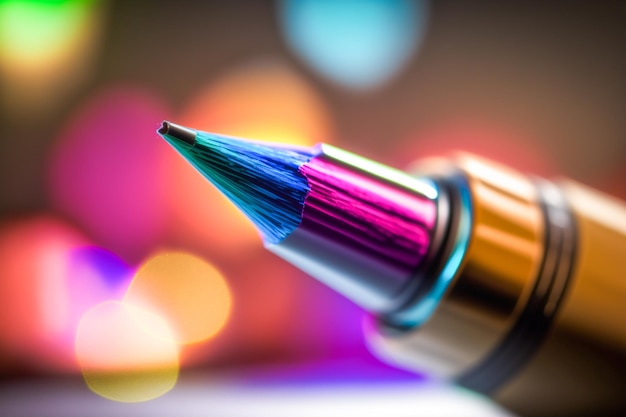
[158,121,196,146]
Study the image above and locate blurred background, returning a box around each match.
[0,0,624,415]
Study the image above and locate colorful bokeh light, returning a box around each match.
[221,251,299,360]
[75,301,179,403]
[47,86,172,263]
[279,0,428,90]
[395,121,556,177]
[180,61,332,145]
[124,251,232,345]
[0,216,131,372]
[0,0,104,110]
[284,271,370,360]
[65,246,134,318]
[165,61,332,257]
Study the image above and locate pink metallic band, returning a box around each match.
[269,145,438,313]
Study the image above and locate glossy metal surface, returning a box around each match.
[370,155,626,416]
[494,180,626,417]
[269,144,438,313]
[368,155,546,379]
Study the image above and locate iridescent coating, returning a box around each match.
[271,145,438,313]
[302,149,435,274]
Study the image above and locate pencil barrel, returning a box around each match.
[368,155,626,417]
[495,180,626,417]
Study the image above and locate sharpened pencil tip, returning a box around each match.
[158,121,197,146]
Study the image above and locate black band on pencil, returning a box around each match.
[457,180,578,394]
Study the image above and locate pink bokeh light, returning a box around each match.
[393,120,556,177]
[0,216,132,373]
[47,86,172,263]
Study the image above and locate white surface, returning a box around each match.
[0,373,515,417]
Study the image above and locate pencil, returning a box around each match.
[158,120,626,417]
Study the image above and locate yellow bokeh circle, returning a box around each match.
[75,301,179,403]
[124,251,232,345]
